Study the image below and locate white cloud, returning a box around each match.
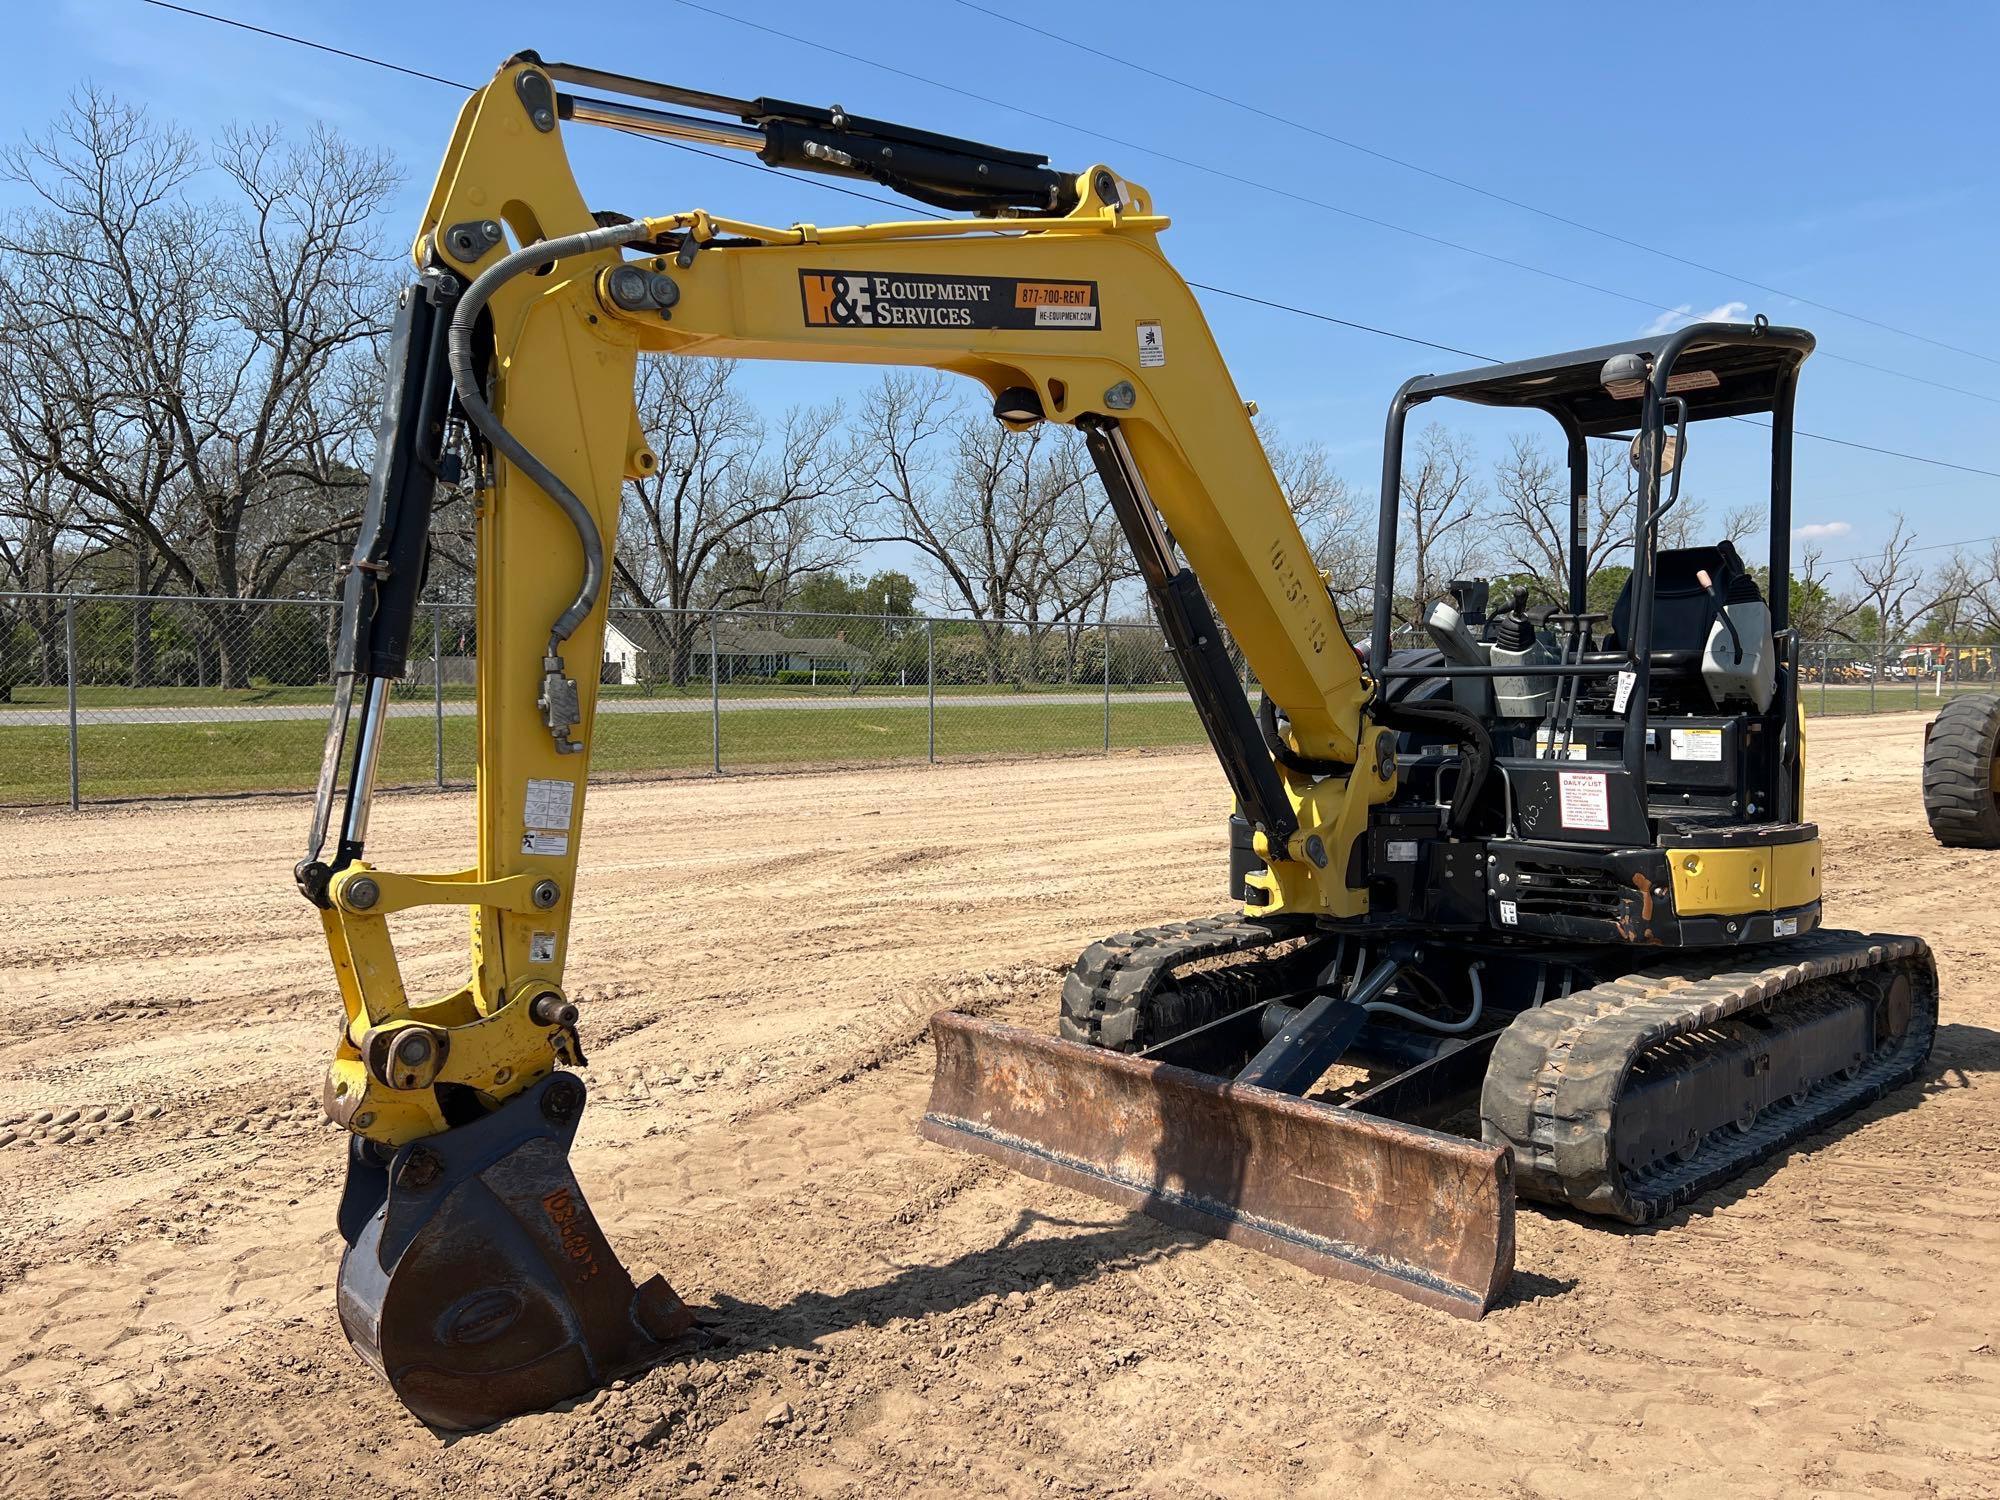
[1793,521,1853,540]
[1640,300,1752,337]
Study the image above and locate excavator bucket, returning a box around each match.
[334,1073,693,1430]
[920,1013,1515,1317]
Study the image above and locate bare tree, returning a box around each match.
[612,358,854,683]
[0,433,99,695]
[1489,436,1641,603]
[1788,543,1843,640]
[1258,420,1369,624]
[846,372,1102,681]
[1952,540,2000,642]
[0,91,398,684]
[1396,423,1486,626]
[1844,512,1955,669]
[1921,550,1979,641]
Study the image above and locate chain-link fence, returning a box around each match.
[0,592,1241,807]
[1,589,1983,808]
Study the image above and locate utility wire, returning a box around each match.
[140,0,466,88]
[947,0,2000,377]
[130,1,2000,485]
[137,1,963,223]
[662,0,2000,409]
[1823,533,2000,566]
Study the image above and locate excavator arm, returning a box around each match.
[304,55,1493,1431]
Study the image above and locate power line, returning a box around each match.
[136,1,953,222]
[659,0,2000,410]
[947,0,2000,377]
[127,3,2000,486]
[1186,284,1491,363]
[139,1,466,88]
[1822,533,2000,566]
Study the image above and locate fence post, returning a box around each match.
[432,600,445,789]
[709,611,721,775]
[1819,645,1827,715]
[64,595,80,811]
[925,619,936,764]
[1869,655,1877,714]
[1103,622,1113,752]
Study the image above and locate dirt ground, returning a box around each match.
[2,713,1997,1498]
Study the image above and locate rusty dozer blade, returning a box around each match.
[920,1013,1515,1317]
[335,1072,693,1430]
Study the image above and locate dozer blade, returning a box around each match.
[920,1013,1515,1317]
[335,1072,693,1430]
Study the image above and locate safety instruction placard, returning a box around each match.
[522,778,576,857]
[1557,770,1611,831]
[1670,727,1725,762]
[1136,319,1166,366]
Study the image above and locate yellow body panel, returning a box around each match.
[1668,839,1821,917]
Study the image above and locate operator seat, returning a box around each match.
[1600,541,1751,674]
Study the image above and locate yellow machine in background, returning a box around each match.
[303,54,1936,1429]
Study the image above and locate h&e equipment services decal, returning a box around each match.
[800,270,1099,330]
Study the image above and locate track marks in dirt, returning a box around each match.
[5,733,2000,1495]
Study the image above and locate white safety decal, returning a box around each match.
[1670,727,1724,762]
[1136,319,1165,367]
[1557,770,1611,831]
[1498,899,1519,926]
[524,777,576,830]
[530,931,557,964]
[1613,669,1637,714]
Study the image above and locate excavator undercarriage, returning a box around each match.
[303,52,1939,1428]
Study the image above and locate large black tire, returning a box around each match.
[1922,693,2000,847]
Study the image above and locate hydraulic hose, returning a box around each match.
[1371,694,1494,835]
[1363,959,1485,1035]
[1258,692,1353,779]
[447,220,656,656]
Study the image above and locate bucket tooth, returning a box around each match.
[336,1072,693,1430]
[921,1011,1514,1318]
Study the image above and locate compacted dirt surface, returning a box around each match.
[2,714,1998,1497]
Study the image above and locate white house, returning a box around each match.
[601,621,649,685]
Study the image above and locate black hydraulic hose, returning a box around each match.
[1371,695,1493,835]
[447,220,656,656]
[1258,692,1353,779]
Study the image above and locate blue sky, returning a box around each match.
[12,0,1999,597]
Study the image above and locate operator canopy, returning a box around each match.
[1403,324,1815,435]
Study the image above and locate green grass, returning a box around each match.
[0,677,1188,712]
[0,699,1212,803]
[0,682,389,710]
[1805,682,1992,715]
[6,679,1989,805]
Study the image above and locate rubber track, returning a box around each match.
[1482,930,1937,1223]
[1057,914,1311,1051]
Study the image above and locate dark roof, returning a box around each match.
[1398,320,1815,437]
[712,623,869,659]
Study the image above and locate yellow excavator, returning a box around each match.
[302,54,1937,1429]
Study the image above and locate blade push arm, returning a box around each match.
[307,57,1396,1149]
